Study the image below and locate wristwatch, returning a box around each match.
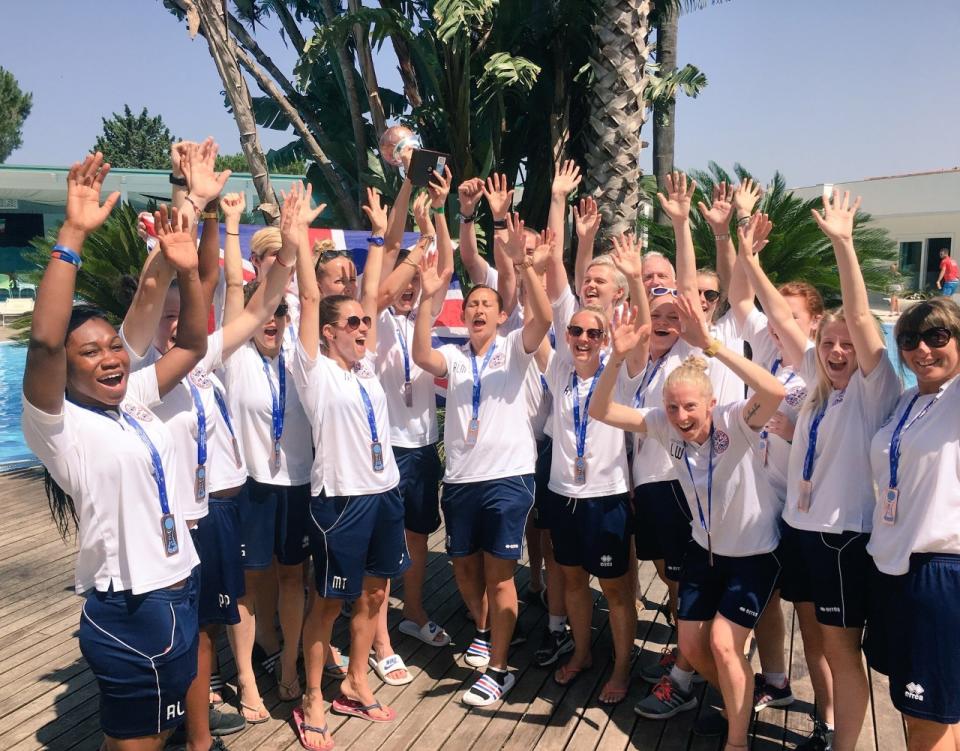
[458,211,478,224]
[492,218,508,230]
[367,236,385,246]
[169,173,188,187]
[703,339,722,357]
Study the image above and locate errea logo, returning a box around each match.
[600,555,613,568]
[905,682,925,701]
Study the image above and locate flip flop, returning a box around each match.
[598,681,629,706]
[292,706,335,751]
[237,690,270,724]
[398,619,451,647]
[330,696,397,723]
[553,662,592,687]
[368,653,413,686]
[324,653,349,679]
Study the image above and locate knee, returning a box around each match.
[708,628,742,665]
[679,630,709,668]
[362,588,387,612]
[601,580,633,608]
[276,564,302,584]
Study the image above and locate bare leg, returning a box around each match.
[372,579,408,682]
[796,601,834,725]
[276,561,307,696]
[341,576,393,719]
[483,553,519,669]
[755,591,787,675]
[678,619,719,688]
[103,731,171,750]
[820,624,868,751]
[525,516,544,593]
[558,564,593,672]
[453,553,488,629]
[710,616,754,748]
[599,573,636,700]
[543,532,566,619]
[228,568,271,722]
[184,624,216,750]
[904,716,958,751]
[301,596,341,750]
[254,561,280,655]
[400,530,431,626]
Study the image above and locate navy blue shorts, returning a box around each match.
[776,522,811,603]
[442,474,535,560]
[308,488,410,600]
[865,554,960,723]
[190,497,245,626]
[795,528,870,628]
[78,570,199,739]
[678,541,781,629]
[633,480,692,581]
[395,444,442,535]
[531,438,554,530]
[550,492,632,579]
[238,478,311,569]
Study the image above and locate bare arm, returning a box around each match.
[411,253,449,377]
[502,213,552,353]
[382,175,413,278]
[610,235,650,378]
[456,178,489,284]
[546,160,581,302]
[121,247,175,357]
[697,182,735,291]
[220,192,246,325]
[658,172,698,298]
[573,196,601,293]
[726,209,772,329]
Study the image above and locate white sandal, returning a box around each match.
[398,618,451,647]
[368,652,414,686]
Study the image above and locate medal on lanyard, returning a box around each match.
[395,316,415,408]
[884,392,938,525]
[466,343,496,447]
[261,351,286,471]
[213,386,243,469]
[187,378,207,501]
[358,377,385,472]
[683,424,715,566]
[798,393,836,512]
[572,359,605,485]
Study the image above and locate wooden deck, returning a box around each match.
[0,467,907,751]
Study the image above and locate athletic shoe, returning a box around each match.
[533,627,574,667]
[753,673,795,711]
[639,647,677,684]
[693,707,727,737]
[209,706,247,736]
[633,676,698,719]
[796,717,834,750]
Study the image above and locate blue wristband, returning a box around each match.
[51,244,82,269]
[367,235,385,247]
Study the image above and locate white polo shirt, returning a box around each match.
[375,306,438,448]
[291,344,399,497]
[783,348,901,534]
[642,402,781,557]
[22,366,200,595]
[223,340,313,487]
[707,310,746,407]
[439,329,537,483]
[484,265,524,333]
[868,375,960,575]
[545,352,639,498]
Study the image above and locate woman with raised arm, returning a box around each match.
[292,184,407,749]
[591,218,787,751]
[22,154,209,750]
[780,191,900,751]
[412,212,553,707]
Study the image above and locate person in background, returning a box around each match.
[936,248,958,297]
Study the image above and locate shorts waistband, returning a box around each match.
[911,552,960,567]
[89,568,197,603]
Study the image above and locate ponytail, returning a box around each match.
[44,470,78,540]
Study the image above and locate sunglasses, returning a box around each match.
[699,289,721,303]
[650,286,679,298]
[896,326,953,351]
[274,304,289,318]
[317,249,352,264]
[567,325,604,341]
[338,315,372,331]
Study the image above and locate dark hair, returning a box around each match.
[243,279,260,306]
[894,298,960,367]
[462,284,503,312]
[318,294,355,349]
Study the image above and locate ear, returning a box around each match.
[321,323,336,347]
[709,397,718,411]
[497,308,508,325]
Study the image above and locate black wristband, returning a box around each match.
[492,218,507,230]
[169,173,188,187]
[459,210,478,224]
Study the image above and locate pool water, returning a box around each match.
[881,322,917,390]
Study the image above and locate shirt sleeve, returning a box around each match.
[860,354,902,422]
[742,309,768,346]
[126,365,161,408]
[639,407,667,446]
[508,327,535,368]
[484,265,499,289]
[200,330,225,374]
[119,323,157,372]
[799,346,818,385]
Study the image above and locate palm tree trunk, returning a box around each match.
[584,0,652,240]
[652,3,678,226]
[379,0,422,108]
[348,0,388,141]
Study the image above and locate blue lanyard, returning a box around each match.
[357,378,380,443]
[888,392,942,488]
[683,424,714,538]
[186,378,207,469]
[634,356,665,408]
[770,358,796,386]
[572,359,605,459]
[395,314,412,384]
[213,386,237,443]
[261,351,286,446]
[470,342,497,421]
[802,391,842,482]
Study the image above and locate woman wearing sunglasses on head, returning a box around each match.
[779,191,900,751]
[864,300,960,750]
[22,154,208,750]
[291,183,407,748]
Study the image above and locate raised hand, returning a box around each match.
[736,212,763,260]
[610,233,643,280]
[573,196,601,239]
[154,205,198,273]
[765,410,796,442]
[811,188,860,243]
[656,171,696,224]
[418,251,451,299]
[412,191,435,237]
[278,185,303,247]
[552,159,582,199]
[697,181,734,230]
[482,173,514,220]
[675,292,711,349]
[751,212,773,254]
[182,137,231,205]
[458,177,485,216]
[362,186,389,235]
[427,164,453,209]
[170,141,197,180]
[504,212,527,263]
[63,152,121,240]
[220,192,246,222]
[610,306,650,359]
[733,178,762,217]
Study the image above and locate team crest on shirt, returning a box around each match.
[188,368,210,389]
[712,429,730,455]
[488,352,506,369]
[352,360,375,379]
[122,403,153,422]
[785,386,807,407]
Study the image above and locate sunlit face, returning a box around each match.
[322,299,369,365]
[462,287,506,343]
[642,256,676,292]
[649,296,681,354]
[317,257,358,299]
[153,287,180,355]
[697,272,720,317]
[253,303,287,355]
[784,294,820,340]
[252,247,280,279]
[393,269,422,315]
[580,264,623,313]
[565,310,607,364]
[900,328,960,388]
[817,319,858,389]
[65,318,131,407]
[664,380,715,444]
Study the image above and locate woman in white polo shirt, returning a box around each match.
[22,154,208,749]
[865,298,960,749]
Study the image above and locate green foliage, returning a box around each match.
[93,105,176,170]
[644,62,707,107]
[0,66,33,163]
[639,163,898,305]
[215,152,307,175]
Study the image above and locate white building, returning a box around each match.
[792,168,960,292]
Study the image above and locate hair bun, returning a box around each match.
[682,355,709,373]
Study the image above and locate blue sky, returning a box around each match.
[3,0,959,187]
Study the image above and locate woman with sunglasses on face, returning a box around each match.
[864,300,960,751]
[22,154,208,750]
[292,184,407,748]
[778,192,900,751]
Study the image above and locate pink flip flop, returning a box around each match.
[330,696,397,723]
[292,706,335,751]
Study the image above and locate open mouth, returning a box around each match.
[471,317,487,330]
[826,359,846,374]
[583,288,599,301]
[356,336,366,347]
[97,372,124,389]
[401,290,415,303]
[676,420,696,434]
[654,328,672,338]
[264,325,278,337]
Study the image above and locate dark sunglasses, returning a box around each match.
[338,315,372,331]
[274,304,289,318]
[650,286,679,298]
[699,289,721,303]
[896,326,953,351]
[318,249,352,264]
[567,325,604,341]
